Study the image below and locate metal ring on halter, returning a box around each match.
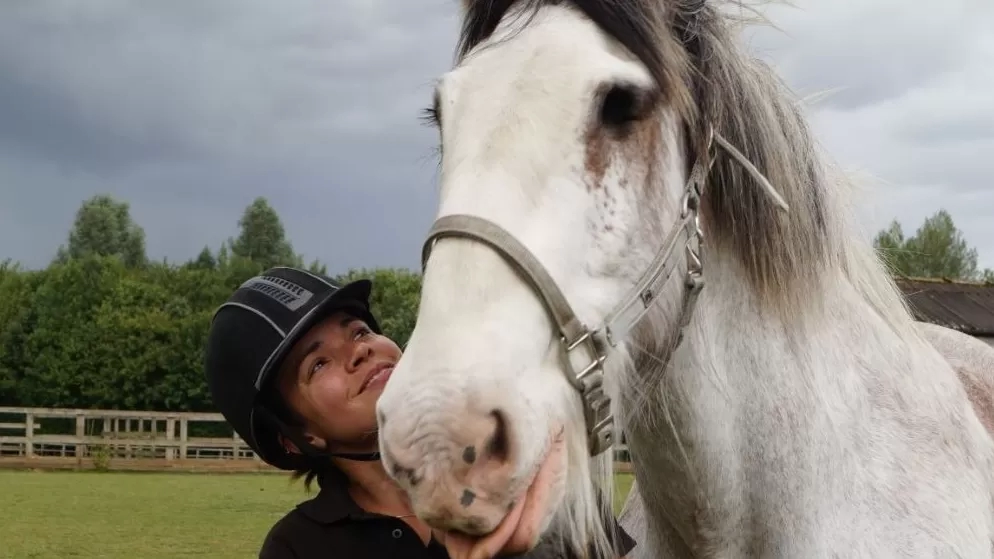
[680,189,694,218]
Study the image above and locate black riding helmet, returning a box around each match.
[204,266,382,470]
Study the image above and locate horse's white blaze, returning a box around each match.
[378,0,994,557]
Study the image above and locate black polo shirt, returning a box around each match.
[258,473,636,559]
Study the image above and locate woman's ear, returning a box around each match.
[303,431,328,451]
[278,433,301,455]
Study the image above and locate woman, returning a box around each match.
[204,266,635,559]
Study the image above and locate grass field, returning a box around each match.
[0,470,634,559]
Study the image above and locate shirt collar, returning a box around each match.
[295,471,373,524]
[295,473,454,557]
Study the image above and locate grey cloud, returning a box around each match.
[755,1,994,267]
[0,0,991,274]
[0,0,455,167]
[0,0,456,271]
[0,65,201,173]
[746,0,992,110]
[885,142,994,194]
[901,114,994,146]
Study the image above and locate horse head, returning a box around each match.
[376,0,811,555]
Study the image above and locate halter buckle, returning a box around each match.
[559,329,616,456]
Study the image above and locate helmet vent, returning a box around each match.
[242,275,314,311]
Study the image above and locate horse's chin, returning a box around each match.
[449,431,567,550]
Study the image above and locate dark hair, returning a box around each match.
[258,380,337,491]
[290,459,341,492]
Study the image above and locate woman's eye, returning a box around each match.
[354,326,371,340]
[310,359,326,375]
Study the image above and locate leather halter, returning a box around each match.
[419,128,788,457]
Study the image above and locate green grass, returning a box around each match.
[0,470,635,559]
[612,471,634,513]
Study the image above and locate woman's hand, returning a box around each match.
[433,496,528,559]
[433,433,566,559]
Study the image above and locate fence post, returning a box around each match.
[179,418,188,460]
[75,413,85,461]
[165,418,176,460]
[125,419,132,458]
[25,412,35,458]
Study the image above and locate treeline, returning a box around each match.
[0,194,421,411]
[874,209,994,283]
[0,196,990,413]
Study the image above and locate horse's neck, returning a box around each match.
[620,254,982,555]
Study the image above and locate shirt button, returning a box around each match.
[392,528,403,539]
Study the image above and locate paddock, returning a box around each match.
[0,406,636,558]
[0,467,634,559]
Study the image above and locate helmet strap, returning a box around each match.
[328,451,382,462]
[257,405,382,463]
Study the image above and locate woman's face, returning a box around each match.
[276,310,402,453]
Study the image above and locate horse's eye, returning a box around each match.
[598,84,652,130]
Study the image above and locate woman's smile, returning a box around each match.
[358,363,394,395]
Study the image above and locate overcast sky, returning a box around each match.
[1,0,991,274]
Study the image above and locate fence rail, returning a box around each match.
[0,406,632,473]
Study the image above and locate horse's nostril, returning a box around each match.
[462,445,477,464]
[486,409,511,463]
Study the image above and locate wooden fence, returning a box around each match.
[0,406,632,473]
[0,406,268,472]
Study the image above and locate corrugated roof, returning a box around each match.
[894,277,994,336]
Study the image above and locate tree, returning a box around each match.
[186,246,217,271]
[0,261,39,406]
[57,194,148,267]
[307,259,328,276]
[335,268,422,346]
[17,255,129,407]
[873,209,982,281]
[0,192,431,412]
[228,197,302,269]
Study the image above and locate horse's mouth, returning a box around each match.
[440,429,566,552]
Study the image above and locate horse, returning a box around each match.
[619,320,994,558]
[375,0,994,557]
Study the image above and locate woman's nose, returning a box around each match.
[348,343,373,371]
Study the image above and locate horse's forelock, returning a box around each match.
[457,0,676,82]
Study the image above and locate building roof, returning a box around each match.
[894,277,994,336]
